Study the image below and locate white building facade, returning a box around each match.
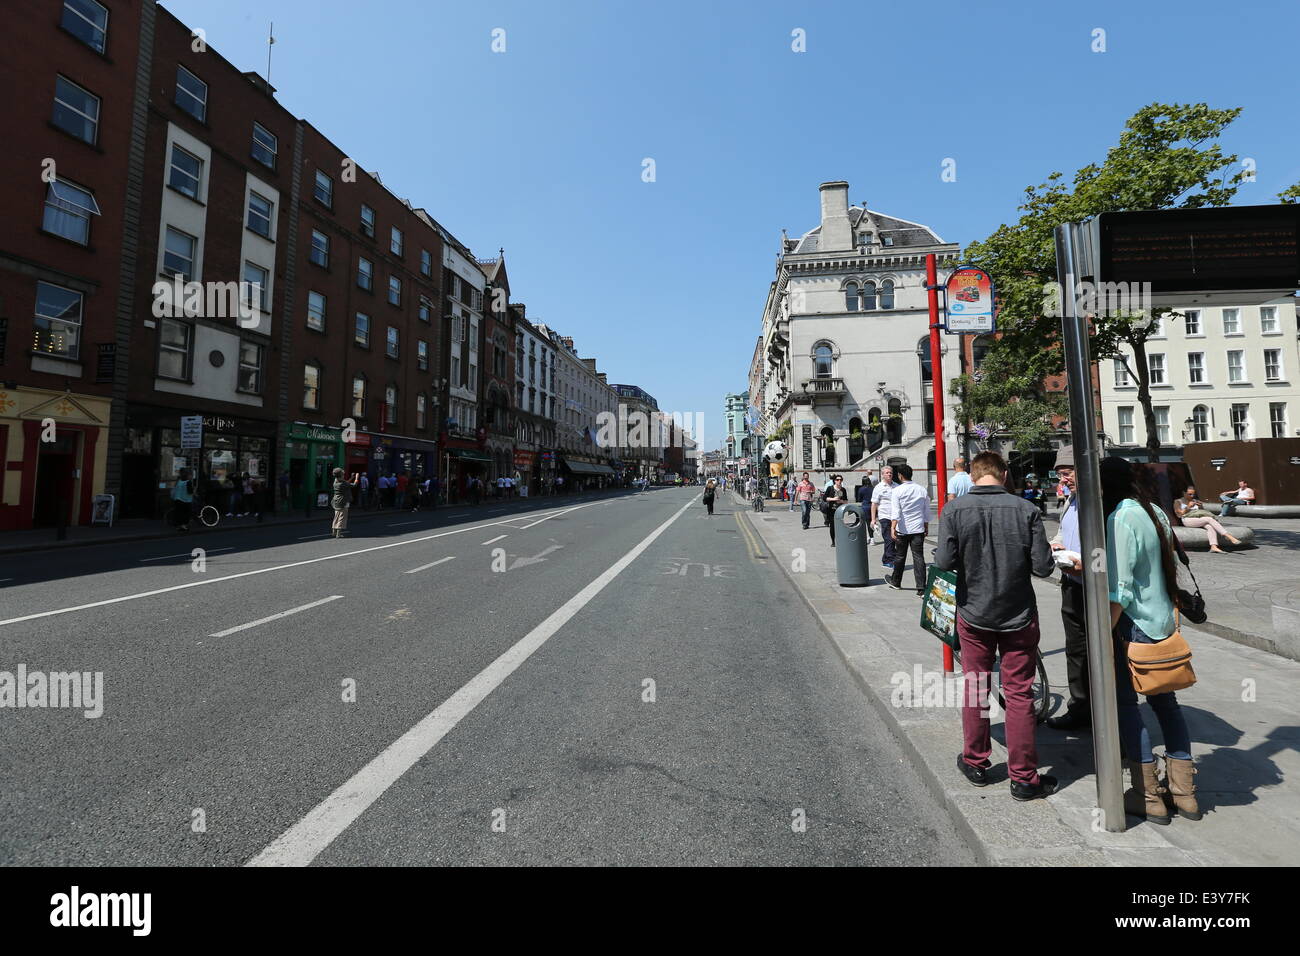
[1100,293,1300,449]
[758,181,960,493]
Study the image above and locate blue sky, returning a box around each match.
[160,0,1300,451]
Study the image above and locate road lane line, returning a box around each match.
[515,503,593,530]
[140,547,234,562]
[481,534,507,545]
[404,556,456,574]
[246,494,699,867]
[387,521,420,527]
[0,514,554,628]
[297,533,332,540]
[210,595,343,637]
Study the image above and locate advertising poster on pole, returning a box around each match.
[944,266,995,333]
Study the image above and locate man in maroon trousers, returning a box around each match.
[935,451,1058,800]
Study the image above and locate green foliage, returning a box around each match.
[950,350,1067,452]
[1280,182,1300,204]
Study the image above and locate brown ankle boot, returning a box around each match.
[1123,761,1148,817]
[1140,760,1171,825]
[1163,756,1202,821]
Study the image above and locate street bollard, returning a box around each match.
[834,503,871,586]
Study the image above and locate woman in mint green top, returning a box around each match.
[1100,457,1197,826]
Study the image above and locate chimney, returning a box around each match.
[818,181,852,252]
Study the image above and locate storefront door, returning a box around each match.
[33,433,79,527]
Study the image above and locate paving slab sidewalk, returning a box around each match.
[741,497,1300,867]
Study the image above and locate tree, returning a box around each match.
[950,349,1067,456]
[962,103,1246,461]
[1280,182,1300,204]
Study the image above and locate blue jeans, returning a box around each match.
[800,500,812,528]
[1219,493,1242,517]
[1113,614,1192,763]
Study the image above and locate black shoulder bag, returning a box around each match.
[1171,534,1208,624]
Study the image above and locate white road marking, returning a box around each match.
[387,521,420,527]
[404,556,456,574]
[209,595,343,638]
[297,533,332,540]
[481,534,508,545]
[515,503,590,530]
[140,547,234,562]
[0,512,579,628]
[246,495,697,867]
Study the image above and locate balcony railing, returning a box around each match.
[801,377,846,396]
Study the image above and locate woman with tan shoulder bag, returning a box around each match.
[1100,457,1198,826]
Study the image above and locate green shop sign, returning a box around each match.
[288,423,343,443]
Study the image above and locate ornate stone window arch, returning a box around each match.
[810,339,840,378]
[843,280,860,312]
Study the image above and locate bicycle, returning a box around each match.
[751,493,765,512]
[189,492,221,529]
[950,643,1051,723]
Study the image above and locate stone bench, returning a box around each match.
[1173,525,1255,550]
[1231,505,1300,519]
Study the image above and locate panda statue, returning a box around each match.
[763,440,787,463]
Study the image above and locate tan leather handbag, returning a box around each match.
[1126,611,1196,695]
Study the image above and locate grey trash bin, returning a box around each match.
[834,503,871,587]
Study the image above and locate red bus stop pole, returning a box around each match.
[926,253,952,673]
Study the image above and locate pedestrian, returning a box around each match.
[796,472,816,530]
[1217,479,1255,517]
[278,469,290,512]
[936,451,1057,801]
[888,464,931,595]
[171,467,195,532]
[947,457,972,501]
[1175,485,1241,553]
[855,473,875,540]
[1047,447,1089,732]
[408,477,421,512]
[330,467,359,538]
[395,471,409,510]
[825,475,849,547]
[787,475,798,511]
[871,466,898,569]
[703,478,716,516]
[1055,478,1067,512]
[225,473,242,517]
[243,473,261,521]
[359,472,370,509]
[1101,456,1200,825]
[375,473,389,509]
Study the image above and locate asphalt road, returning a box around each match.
[0,487,973,866]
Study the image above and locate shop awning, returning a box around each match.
[447,448,493,462]
[560,458,609,475]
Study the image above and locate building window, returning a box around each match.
[417,340,428,371]
[1183,309,1201,335]
[357,257,373,291]
[844,282,859,312]
[391,226,403,256]
[1114,358,1131,387]
[862,280,877,311]
[167,144,202,199]
[1191,405,1209,443]
[306,291,326,331]
[163,226,196,279]
[1187,352,1204,385]
[1260,306,1279,334]
[917,336,933,383]
[1264,348,1282,382]
[43,179,99,244]
[62,0,108,53]
[1222,308,1240,335]
[174,66,207,122]
[313,169,333,206]
[388,275,401,306]
[33,281,83,359]
[1147,352,1165,385]
[418,295,432,322]
[309,229,329,268]
[1154,406,1170,445]
[352,375,366,417]
[242,262,269,312]
[386,326,399,359]
[354,312,370,347]
[251,122,277,168]
[385,385,397,425]
[360,204,375,238]
[420,249,432,276]
[417,394,427,430]
[1270,402,1287,439]
[813,344,833,378]
[1118,406,1135,444]
[880,278,895,310]
[303,363,321,410]
[451,355,461,384]
[1231,403,1250,440]
[52,76,100,144]
[469,362,477,391]
[1227,350,1245,383]
[158,318,192,380]
[238,341,263,393]
[246,191,273,238]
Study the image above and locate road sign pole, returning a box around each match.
[1055,221,1125,833]
[926,253,952,674]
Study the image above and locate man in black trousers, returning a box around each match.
[1046,446,1090,731]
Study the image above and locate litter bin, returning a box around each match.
[834,503,871,586]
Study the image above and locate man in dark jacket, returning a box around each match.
[935,451,1057,802]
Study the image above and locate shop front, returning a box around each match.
[367,432,438,485]
[0,386,111,530]
[119,405,277,519]
[285,422,344,511]
[513,449,536,497]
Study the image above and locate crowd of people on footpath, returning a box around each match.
[765,447,1206,822]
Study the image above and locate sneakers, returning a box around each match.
[1046,710,1091,732]
[957,755,989,787]
[887,581,901,591]
[1010,775,1059,801]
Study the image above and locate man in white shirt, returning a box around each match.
[870,466,898,569]
[888,464,932,595]
[1219,479,1255,517]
